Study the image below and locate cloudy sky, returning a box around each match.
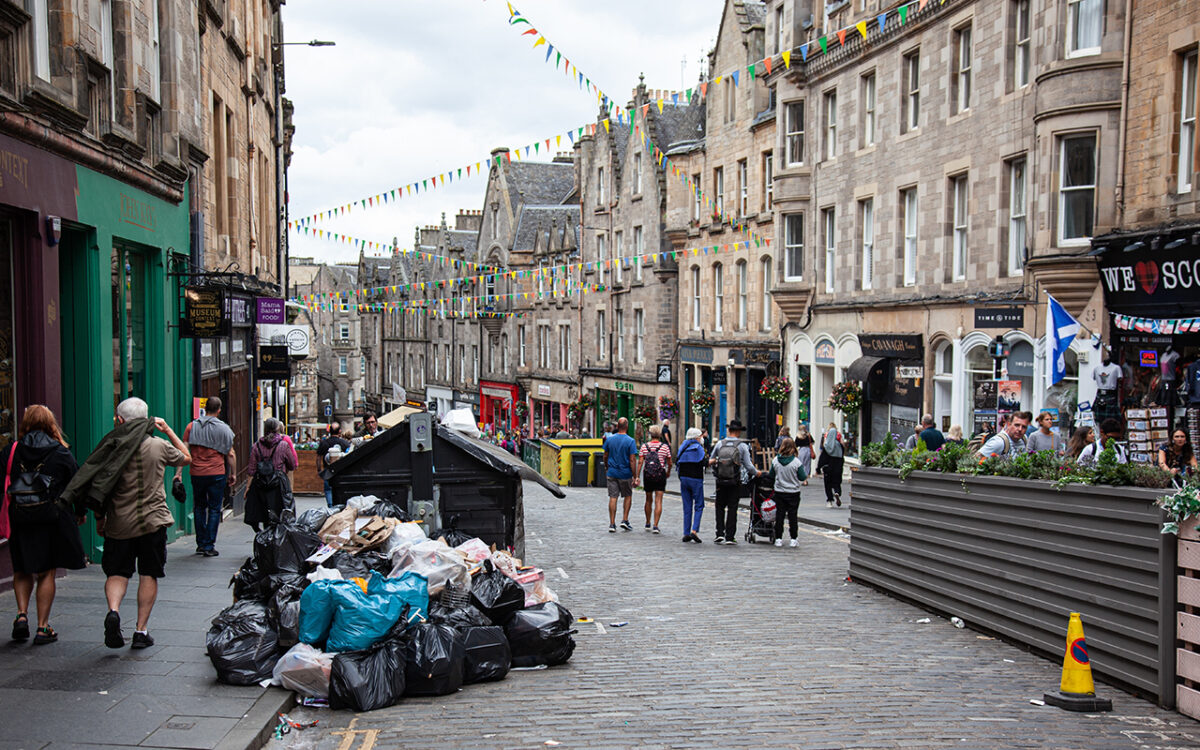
[281,0,723,269]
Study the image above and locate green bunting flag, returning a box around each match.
[819,36,828,54]
[899,5,908,23]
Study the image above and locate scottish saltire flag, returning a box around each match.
[1045,294,1081,386]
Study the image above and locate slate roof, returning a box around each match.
[505,161,576,207]
[360,257,391,286]
[445,229,478,256]
[512,205,581,253]
[655,100,706,152]
[743,1,766,28]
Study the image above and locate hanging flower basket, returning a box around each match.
[657,396,679,421]
[758,375,792,404]
[634,403,658,429]
[828,381,863,415]
[513,401,529,419]
[691,389,716,415]
[567,394,595,422]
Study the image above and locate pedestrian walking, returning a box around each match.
[768,438,808,548]
[946,425,965,445]
[317,422,350,507]
[1066,425,1095,459]
[918,414,946,452]
[1026,411,1061,454]
[638,425,672,534]
[978,411,1031,459]
[708,419,760,545]
[4,405,85,645]
[660,418,672,449]
[817,423,845,508]
[62,397,191,649]
[176,397,235,557]
[603,418,639,533]
[676,427,706,544]
[774,426,791,452]
[793,424,814,477]
[244,418,298,531]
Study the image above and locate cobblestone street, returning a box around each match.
[272,483,1200,750]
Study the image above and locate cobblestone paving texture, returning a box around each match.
[270,482,1200,750]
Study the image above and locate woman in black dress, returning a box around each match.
[5,405,85,644]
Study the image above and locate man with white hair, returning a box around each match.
[78,397,190,649]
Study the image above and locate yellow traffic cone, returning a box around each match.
[1043,612,1113,712]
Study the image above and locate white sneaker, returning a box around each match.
[789,538,799,548]
[826,501,834,508]
[774,539,783,547]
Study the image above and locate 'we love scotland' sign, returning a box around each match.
[1097,240,1200,314]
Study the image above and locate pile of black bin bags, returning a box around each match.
[205,504,577,713]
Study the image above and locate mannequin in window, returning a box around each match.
[1093,347,1122,425]
[1158,345,1182,409]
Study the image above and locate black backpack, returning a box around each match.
[714,440,742,486]
[253,442,283,489]
[8,457,61,524]
[642,445,668,482]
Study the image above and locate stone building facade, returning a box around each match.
[291,261,365,430]
[764,0,1122,447]
[666,0,782,444]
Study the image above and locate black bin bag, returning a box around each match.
[469,560,525,625]
[295,507,332,534]
[461,626,511,684]
[268,573,309,650]
[229,558,270,601]
[427,602,492,631]
[253,524,321,575]
[504,601,577,668]
[329,639,406,712]
[404,623,465,696]
[206,600,280,685]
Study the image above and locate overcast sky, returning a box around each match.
[281,0,722,272]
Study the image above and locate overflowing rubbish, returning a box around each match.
[208,495,576,711]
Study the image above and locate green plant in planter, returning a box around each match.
[1158,482,1200,535]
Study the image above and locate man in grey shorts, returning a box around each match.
[603,418,639,532]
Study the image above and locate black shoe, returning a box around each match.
[682,536,692,544]
[33,626,57,645]
[689,532,704,544]
[619,520,632,531]
[714,536,725,545]
[194,547,205,556]
[104,610,124,649]
[130,631,154,649]
[12,614,29,641]
[203,549,220,557]
[608,524,616,533]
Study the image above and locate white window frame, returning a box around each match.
[519,325,527,367]
[634,226,644,281]
[714,167,725,217]
[691,267,701,331]
[786,101,805,166]
[502,333,509,375]
[1058,133,1098,246]
[824,90,838,160]
[339,322,350,340]
[823,208,836,293]
[614,230,624,284]
[1180,50,1197,194]
[784,213,804,281]
[1014,0,1031,88]
[725,76,736,123]
[633,152,643,195]
[150,0,162,103]
[956,26,972,113]
[737,260,748,330]
[860,198,874,290]
[902,188,918,287]
[761,258,773,331]
[774,6,784,55]
[692,173,702,220]
[904,51,920,132]
[596,234,607,286]
[738,160,748,217]
[952,174,969,280]
[558,326,571,371]
[472,345,479,382]
[338,356,348,376]
[616,310,625,361]
[635,310,645,363]
[31,0,51,81]
[1008,157,1028,276]
[598,310,607,361]
[1066,0,1103,58]
[763,153,774,211]
[713,264,724,332]
[597,167,606,206]
[862,73,876,147]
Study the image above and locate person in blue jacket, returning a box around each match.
[676,428,707,543]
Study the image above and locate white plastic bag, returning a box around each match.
[307,566,343,583]
[272,643,335,698]
[388,539,470,595]
[383,522,428,557]
[440,408,481,438]
[346,495,381,514]
[455,538,491,564]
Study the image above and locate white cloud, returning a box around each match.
[282,0,721,270]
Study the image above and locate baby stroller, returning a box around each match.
[745,473,777,544]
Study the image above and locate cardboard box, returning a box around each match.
[1126,408,1149,419]
[1149,407,1168,418]
[1127,420,1149,431]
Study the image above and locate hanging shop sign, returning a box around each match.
[227,295,252,327]
[257,345,290,380]
[182,287,229,338]
[857,334,923,359]
[814,340,836,365]
[712,368,728,386]
[256,297,286,325]
[656,363,673,383]
[1098,239,1200,313]
[974,307,1025,329]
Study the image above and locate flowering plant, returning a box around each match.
[634,403,658,429]
[828,381,863,415]
[657,396,679,421]
[758,376,792,404]
[691,389,716,414]
[513,401,529,419]
[567,394,595,422]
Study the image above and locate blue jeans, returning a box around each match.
[680,476,705,536]
[192,475,226,552]
[324,480,334,507]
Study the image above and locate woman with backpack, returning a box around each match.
[4,405,85,644]
[638,425,673,534]
[817,423,845,508]
[244,418,299,531]
[676,428,707,543]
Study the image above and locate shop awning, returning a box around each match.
[378,405,422,429]
[846,355,886,385]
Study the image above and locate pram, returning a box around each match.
[745,473,777,544]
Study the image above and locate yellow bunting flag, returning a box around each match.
[782,50,791,68]
[856,21,868,39]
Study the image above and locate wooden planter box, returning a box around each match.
[849,467,1176,707]
[1178,518,1200,718]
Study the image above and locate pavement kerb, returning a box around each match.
[661,487,849,532]
[214,683,296,750]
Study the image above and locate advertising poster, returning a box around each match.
[973,380,998,411]
[997,380,1021,412]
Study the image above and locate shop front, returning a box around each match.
[427,385,454,419]
[480,380,519,433]
[1094,225,1200,454]
[847,334,925,445]
[453,389,480,418]
[677,343,779,444]
[592,375,671,442]
[529,379,575,437]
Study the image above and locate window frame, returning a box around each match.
[955,25,972,114]
[738,159,749,217]
[597,166,606,206]
[692,173,702,220]
[902,187,918,287]
[862,72,876,147]
[1008,157,1028,276]
[951,174,969,280]
[859,198,874,291]
[691,267,701,331]
[30,0,51,81]
[518,324,527,367]
[1066,0,1103,58]
[1057,132,1098,246]
[763,152,774,211]
[822,208,836,294]
[616,310,625,361]
[1179,49,1197,194]
[903,50,920,133]
[713,167,725,217]
[784,213,804,281]
[761,257,773,331]
[614,230,624,284]
[823,90,838,161]
[713,263,724,332]
[635,309,645,363]
[785,101,805,166]
[596,233,607,286]
[1013,0,1031,88]
[737,260,748,330]
[633,152,643,195]
[338,356,348,376]
[634,225,644,282]
[598,310,607,361]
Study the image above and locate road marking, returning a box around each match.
[332,729,380,750]
[595,621,606,634]
[966,717,1018,722]
[557,567,569,579]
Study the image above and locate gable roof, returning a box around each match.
[505,161,576,207]
[512,205,582,253]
